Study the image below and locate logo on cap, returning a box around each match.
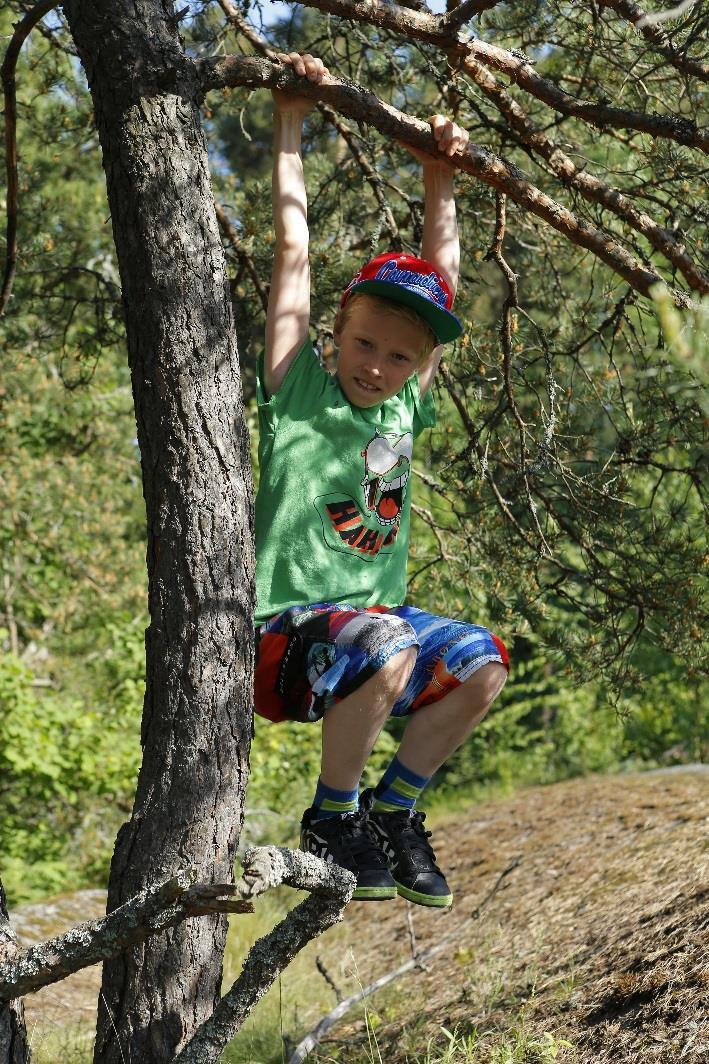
[373,262,449,308]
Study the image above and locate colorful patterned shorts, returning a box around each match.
[255,603,509,724]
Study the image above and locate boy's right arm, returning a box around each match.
[264,53,329,397]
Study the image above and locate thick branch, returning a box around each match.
[0,870,252,1002]
[199,56,693,304]
[599,0,709,81]
[1,0,59,316]
[296,0,708,152]
[172,846,355,1064]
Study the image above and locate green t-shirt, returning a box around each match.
[254,337,436,626]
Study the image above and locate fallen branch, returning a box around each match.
[287,856,521,1064]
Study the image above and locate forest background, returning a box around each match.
[1,0,707,907]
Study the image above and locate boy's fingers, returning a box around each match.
[301,53,320,80]
[429,115,470,156]
[279,51,329,82]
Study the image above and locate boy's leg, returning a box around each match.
[310,644,417,819]
[320,646,417,791]
[368,664,507,813]
[395,661,508,777]
[301,645,417,901]
[363,618,508,908]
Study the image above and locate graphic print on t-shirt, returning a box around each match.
[314,430,413,561]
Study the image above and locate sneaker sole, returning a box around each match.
[395,881,453,907]
[353,885,398,900]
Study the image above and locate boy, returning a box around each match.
[254,52,509,907]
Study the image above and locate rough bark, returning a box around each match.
[0,881,30,1064]
[58,3,255,1062]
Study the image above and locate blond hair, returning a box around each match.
[333,292,438,363]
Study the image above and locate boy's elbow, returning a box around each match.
[274,235,309,260]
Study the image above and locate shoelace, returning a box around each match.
[338,812,389,866]
[395,811,443,872]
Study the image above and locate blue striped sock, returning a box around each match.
[312,777,359,820]
[372,755,430,813]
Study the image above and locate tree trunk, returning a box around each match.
[0,880,31,1064]
[60,3,255,1062]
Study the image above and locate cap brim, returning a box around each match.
[348,280,463,344]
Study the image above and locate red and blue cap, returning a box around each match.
[340,251,463,344]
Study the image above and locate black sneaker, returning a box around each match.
[360,788,453,908]
[299,807,397,901]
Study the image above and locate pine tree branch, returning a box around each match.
[198,55,694,305]
[294,0,708,151]
[598,0,708,83]
[460,54,709,294]
[215,0,400,245]
[444,0,507,28]
[1,0,60,317]
[215,203,269,312]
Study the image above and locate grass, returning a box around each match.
[27,790,565,1064]
[25,766,702,1063]
[30,1023,93,1064]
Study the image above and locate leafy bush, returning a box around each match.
[0,648,141,903]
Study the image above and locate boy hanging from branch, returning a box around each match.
[254,52,509,907]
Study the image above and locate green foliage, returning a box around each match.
[0,651,141,902]
[2,1,707,906]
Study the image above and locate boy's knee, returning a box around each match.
[467,661,508,707]
[381,644,418,699]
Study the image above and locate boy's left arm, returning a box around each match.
[402,116,469,398]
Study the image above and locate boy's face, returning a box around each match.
[334,299,429,408]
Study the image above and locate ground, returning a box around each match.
[11,767,709,1062]
[309,767,709,1062]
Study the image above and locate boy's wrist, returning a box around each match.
[422,160,456,181]
[274,108,307,127]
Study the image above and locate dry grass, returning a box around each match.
[311,768,709,1063]
[12,767,709,1063]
